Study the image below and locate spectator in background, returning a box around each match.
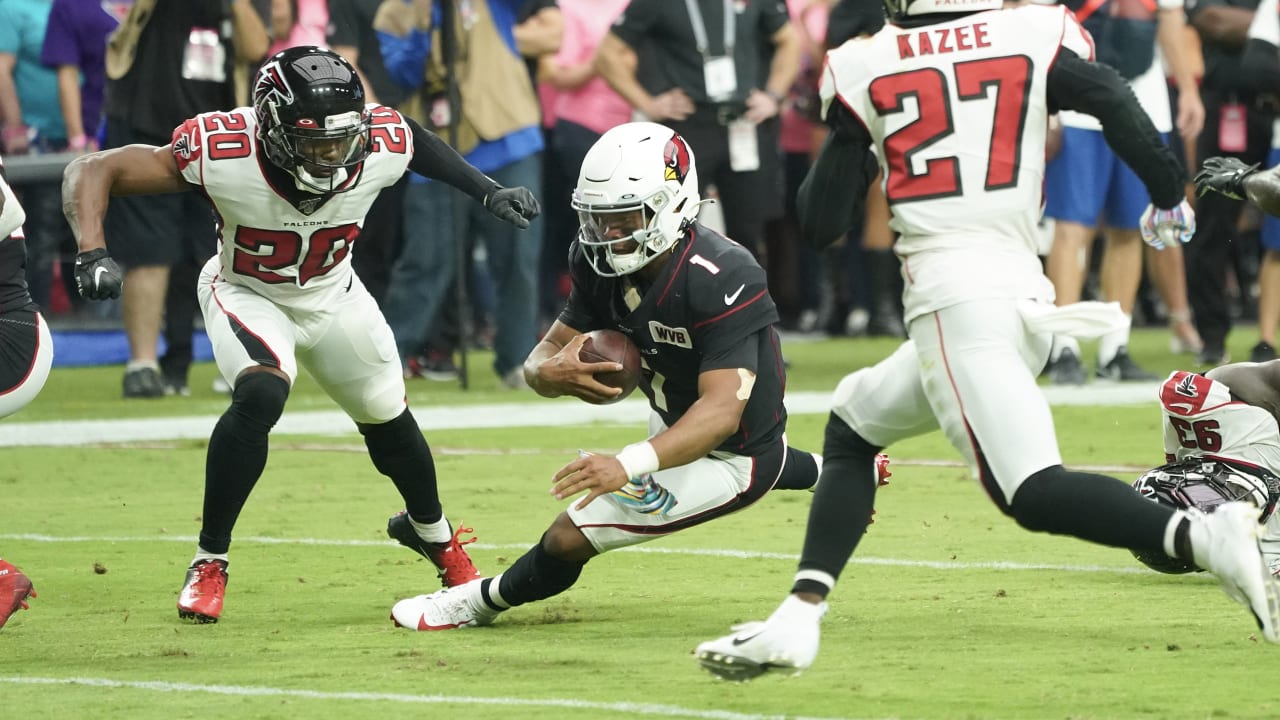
[101,0,268,397]
[1042,0,1204,386]
[266,0,327,55]
[596,0,800,262]
[537,0,630,329]
[1229,0,1280,363]
[42,0,131,155]
[376,0,552,389]
[40,0,130,319]
[1186,0,1270,366]
[765,0,827,331]
[0,0,71,316]
[329,0,410,307]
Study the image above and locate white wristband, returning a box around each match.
[616,441,659,480]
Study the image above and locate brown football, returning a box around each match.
[578,329,642,404]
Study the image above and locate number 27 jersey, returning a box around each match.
[171,104,413,311]
[821,5,1093,255]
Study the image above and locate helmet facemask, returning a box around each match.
[574,188,682,277]
[262,102,371,194]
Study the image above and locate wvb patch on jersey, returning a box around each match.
[649,321,692,348]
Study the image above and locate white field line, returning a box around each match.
[0,677,867,720]
[0,532,1156,575]
[0,384,1157,447]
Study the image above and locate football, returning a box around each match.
[578,329,642,404]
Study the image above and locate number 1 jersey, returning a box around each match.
[171,105,412,312]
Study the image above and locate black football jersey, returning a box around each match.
[0,237,31,314]
[560,224,786,456]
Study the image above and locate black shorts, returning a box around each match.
[101,119,220,269]
[0,307,43,391]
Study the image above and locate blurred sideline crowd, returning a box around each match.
[6,0,1278,397]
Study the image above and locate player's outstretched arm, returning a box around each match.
[62,145,189,300]
[405,117,540,227]
[1047,50,1184,212]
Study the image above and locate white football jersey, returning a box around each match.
[1159,371,1280,471]
[173,104,413,311]
[1159,370,1280,564]
[821,6,1094,321]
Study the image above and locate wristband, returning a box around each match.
[765,89,785,104]
[68,134,88,151]
[616,441,659,480]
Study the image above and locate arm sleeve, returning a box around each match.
[825,0,886,48]
[405,117,501,203]
[1047,49,1184,209]
[797,101,877,249]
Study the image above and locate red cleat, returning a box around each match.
[0,560,35,630]
[387,512,482,587]
[177,559,228,623]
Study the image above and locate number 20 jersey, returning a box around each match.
[172,104,412,312]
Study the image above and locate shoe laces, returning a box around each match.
[432,525,479,579]
[190,561,227,596]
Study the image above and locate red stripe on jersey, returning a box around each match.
[692,288,768,329]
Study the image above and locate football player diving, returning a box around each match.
[63,46,540,624]
[388,122,829,631]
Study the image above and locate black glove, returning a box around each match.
[1194,157,1261,200]
[484,187,540,229]
[74,248,124,300]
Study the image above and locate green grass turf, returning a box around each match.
[2,328,1277,719]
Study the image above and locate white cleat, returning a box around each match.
[693,595,827,681]
[390,579,499,631]
[1191,502,1280,643]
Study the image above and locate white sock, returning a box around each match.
[1051,335,1080,362]
[1162,510,1188,559]
[773,593,829,622]
[126,359,160,372]
[193,549,229,566]
[410,515,453,544]
[483,573,511,610]
[1097,315,1132,367]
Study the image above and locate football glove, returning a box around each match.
[74,248,124,300]
[1193,156,1260,200]
[1139,199,1196,251]
[484,186,540,229]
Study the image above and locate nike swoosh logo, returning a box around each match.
[417,616,473,631]
[93,266,108,289]
[731,630,764,646]
[724,284,746,305]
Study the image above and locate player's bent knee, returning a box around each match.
[541,513,596,563]
[230,369,291,428]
